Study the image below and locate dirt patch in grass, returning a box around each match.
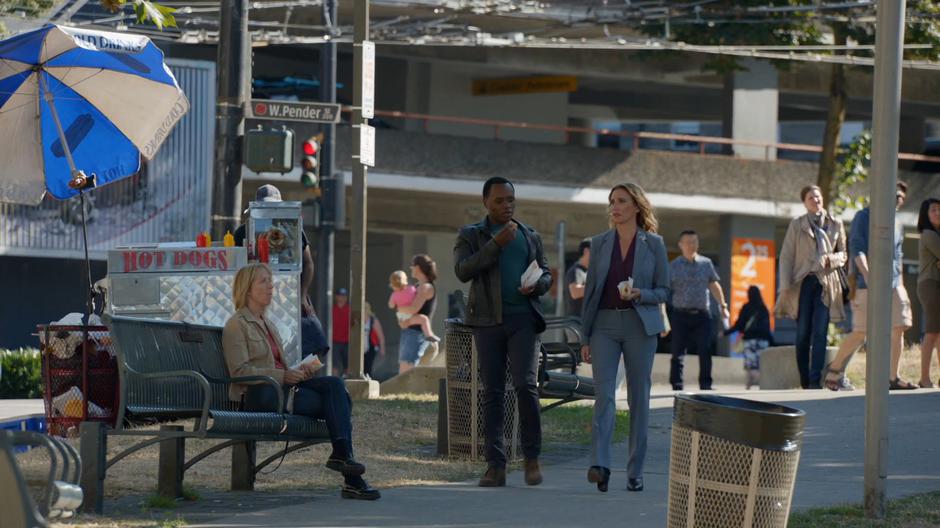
[788,490,940,527]
[843,345,940,389]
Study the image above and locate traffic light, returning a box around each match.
[301,134,323,191]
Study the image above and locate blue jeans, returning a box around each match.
[796,275,830,388]
[398,328,429,364]
[243,376,353,446]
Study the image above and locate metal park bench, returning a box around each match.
[79,315,331,513]
[538,317,595,412]
[1,430,84,527]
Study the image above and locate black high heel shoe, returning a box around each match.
[627,477,644,492]
[587,466,611,493]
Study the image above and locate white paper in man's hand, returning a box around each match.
[520,260,542,290]
[291,354,324,372]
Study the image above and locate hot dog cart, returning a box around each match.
[106,201,304,365]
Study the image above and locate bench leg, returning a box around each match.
[158,425,185,498]
[231,440,256,491]
[79,421,106,514]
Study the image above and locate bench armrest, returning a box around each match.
[126,367,213,433]
[205,374,285,413]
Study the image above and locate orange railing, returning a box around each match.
[343,107,940,164]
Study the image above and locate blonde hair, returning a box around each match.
[608,183,658,233]
[389,270,408,290]
[233,263,272,310]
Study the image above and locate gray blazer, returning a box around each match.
[581,229,671,344]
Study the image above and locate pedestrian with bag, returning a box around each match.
[724,286,773,389]
[776,185,847,389]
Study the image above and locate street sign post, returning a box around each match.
[361,40,375,119]
[250,99,341,123]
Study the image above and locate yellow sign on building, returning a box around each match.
[472,75,578,96]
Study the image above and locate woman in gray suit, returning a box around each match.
[580,183,670,493]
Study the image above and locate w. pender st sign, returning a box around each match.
[250,99,341,124]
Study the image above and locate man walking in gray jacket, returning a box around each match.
[454,176,553,488]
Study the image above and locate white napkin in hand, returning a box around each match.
[520,260,542,290]
[291,354,324,372]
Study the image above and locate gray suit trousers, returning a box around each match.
[590,309,656,479]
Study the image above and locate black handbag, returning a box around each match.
[836,266,851,304]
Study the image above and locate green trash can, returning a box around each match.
[667,394,806,528]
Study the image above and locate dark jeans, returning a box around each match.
[669,310,714,390]
[472,312,542,467]
[243,376,353,448]
[796,275,830,388]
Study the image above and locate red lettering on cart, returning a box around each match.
[218,251,229,270]
[123,251,137,272]
[173,251,186,267]
[138,252,153,269]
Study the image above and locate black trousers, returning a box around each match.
[472,312,542,467]
[244,376,353,448]
[669,310,714,390]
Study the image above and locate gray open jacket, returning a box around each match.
[454,217,553,333]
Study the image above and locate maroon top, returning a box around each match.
[599,232,637,310]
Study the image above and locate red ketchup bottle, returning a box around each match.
[196,232,207,248]
[257,234,269,263]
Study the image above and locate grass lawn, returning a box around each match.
[32,395,626,527]
[788,491,940,527]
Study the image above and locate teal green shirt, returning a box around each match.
[490,222,531,314]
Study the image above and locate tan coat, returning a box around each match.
[775,212,847,322]
[221,306,287,402]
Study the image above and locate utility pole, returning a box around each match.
[316,0,338,375]
[346,0,378,398]
[865,0,906,519]
[211,0,249,238]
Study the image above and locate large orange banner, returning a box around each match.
[730,238,776,332]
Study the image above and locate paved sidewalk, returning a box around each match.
[163,388,940,528]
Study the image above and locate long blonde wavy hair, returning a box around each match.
[608,183,658,234]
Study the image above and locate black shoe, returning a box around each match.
[672,385,683,391]
[326,457,366,476]
[587,466,610,493]
[627,477,644,492]
[341,480,381,500]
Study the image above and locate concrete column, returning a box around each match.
[731,60,779,160]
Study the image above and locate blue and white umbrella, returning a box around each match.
[0,24,189,205]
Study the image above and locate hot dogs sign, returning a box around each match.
[109,247,246,273]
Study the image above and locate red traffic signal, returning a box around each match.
[303,139,318,156]
[301,134,323,189]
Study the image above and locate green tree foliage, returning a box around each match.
[0,0,175,32]
[0,349,42,399]
[830,130,872,216]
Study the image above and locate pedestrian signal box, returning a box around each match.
[244,127,294,173]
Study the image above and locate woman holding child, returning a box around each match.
[221,263,380,500]
[579,183,670,493]
[392,254,439,374]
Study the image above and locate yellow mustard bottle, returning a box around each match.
[224,230,235,247]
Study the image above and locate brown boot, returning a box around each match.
[524,458,543,486]
[478,466,506,487]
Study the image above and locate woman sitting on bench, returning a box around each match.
[222,263,380,500]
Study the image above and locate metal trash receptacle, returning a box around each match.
[667,394,805,528]
[444,318,519,461]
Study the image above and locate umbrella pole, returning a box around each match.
[39,72,94,323]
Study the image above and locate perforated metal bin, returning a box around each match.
[444,318,519,461]
[667,394,805,528]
